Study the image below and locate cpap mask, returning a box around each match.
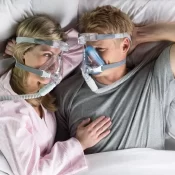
[0,37,69,101]
[78,33,131,93]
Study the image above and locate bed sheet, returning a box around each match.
[77,149,175,175]
[1,148,175,175]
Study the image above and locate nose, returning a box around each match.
[48,62,58,74]
[38,77,51,85]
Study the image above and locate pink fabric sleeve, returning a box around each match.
[62,29,83,78]
[0,116,87,175]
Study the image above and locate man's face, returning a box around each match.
[87,38,128,77]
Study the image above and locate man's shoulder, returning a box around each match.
[154,44,173,68]
[61,71,84,88]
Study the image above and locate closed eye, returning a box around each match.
[96,48,106,52]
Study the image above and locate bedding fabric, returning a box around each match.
[77,148,175,175]
[1,0,175,174]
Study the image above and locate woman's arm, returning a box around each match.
[0,110,111,175]
[0,115,87,175]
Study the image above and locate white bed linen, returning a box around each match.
[1,148,175,175]
[78,149,175,175]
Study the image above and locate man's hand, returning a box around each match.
[131,22,175,45]
[129,22,175,54]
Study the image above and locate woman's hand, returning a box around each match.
[76,116,111,150]
[3,39,16,56]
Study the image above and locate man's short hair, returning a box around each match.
[79,5,133,35]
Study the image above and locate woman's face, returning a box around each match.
[23,45,61,93]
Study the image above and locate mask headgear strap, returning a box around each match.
[16,37,69,52]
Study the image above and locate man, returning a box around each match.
[54,5,175,154]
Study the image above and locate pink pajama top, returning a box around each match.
[0,70,87,175]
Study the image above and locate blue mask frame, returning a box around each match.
[84,46,126,75]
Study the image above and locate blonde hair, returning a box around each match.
[11,15,64,112]
[79,5,133,35]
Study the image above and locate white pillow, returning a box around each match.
[78,0,175,25]
[0,0,79,52]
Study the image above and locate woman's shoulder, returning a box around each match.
[0,99,31,123]
[0,70,28,113]
[0,80,32,127]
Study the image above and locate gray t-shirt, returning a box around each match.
[54,46,175,154]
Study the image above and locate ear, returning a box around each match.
[122,38,131,54]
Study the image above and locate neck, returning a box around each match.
[94,65,128,85]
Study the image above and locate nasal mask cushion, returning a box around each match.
[85,46,105,67]
[84,46,126,75]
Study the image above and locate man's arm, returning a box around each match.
[170,44,175,77]
[134,22,175,44]
[132,22,175,76]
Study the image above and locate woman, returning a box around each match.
[0,15,111,175]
